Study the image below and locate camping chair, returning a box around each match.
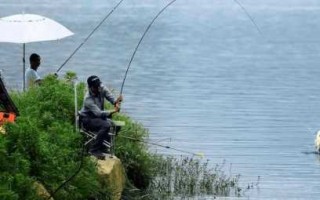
[77,113,125,158]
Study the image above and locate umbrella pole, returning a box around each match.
[23,43,25,91]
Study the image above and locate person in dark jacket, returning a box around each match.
[79,75,122,159]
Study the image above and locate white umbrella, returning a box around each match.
[0,13,74,90]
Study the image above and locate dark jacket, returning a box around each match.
[79,85,116,118]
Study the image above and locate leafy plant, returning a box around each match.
[0,72,250,199]
[1,74,107,199]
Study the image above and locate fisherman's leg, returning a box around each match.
[88,118,111,153]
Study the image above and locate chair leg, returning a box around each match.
[79,120,124,158]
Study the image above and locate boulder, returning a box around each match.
[94,155,126,200]
[33,181,53,200]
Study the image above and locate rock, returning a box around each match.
[33,156,126,200]
[33,181,53,200]
[93,155,126,200]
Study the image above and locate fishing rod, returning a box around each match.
[119,135,204,158]
[119,0,177,95]
[47,0,126,191]
[119,0,258,157]
[55,0,125,74]
[119,0,262,95]
[233,0,262,35]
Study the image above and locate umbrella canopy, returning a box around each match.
[0,13,74,90]
[0,14,73,43]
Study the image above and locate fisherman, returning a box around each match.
[25,53,42,89]
[79,75,122,159]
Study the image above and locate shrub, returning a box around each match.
[1,74,107,199]
[0,72,248,199]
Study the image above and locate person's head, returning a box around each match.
[87,75,102,94]
[29,53,41,70]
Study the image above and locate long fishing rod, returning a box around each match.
[119,0,262,95]
[55,0,125,74]
[119,0,177,95]
[233,0,262,35]
[117,0,257,157]
[119,135,204,158]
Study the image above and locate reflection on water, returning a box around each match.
[1,0,320,199]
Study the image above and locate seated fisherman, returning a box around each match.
[79,75,122,159]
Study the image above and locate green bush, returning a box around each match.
[1,74,107,200]
[0,72,248,199]
[0,73,160,199]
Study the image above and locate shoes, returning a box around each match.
[89,150,106,160]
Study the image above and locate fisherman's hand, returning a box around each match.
[114,104,120,113]
[109,104,120,117]
[48,73,58,78]
[35,79,42,85]
[115,95,123,104]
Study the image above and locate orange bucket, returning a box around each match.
[0,112,16,125]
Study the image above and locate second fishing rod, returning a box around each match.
[56,0,261,96]
[55,0,125,75]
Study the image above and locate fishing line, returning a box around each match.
[120,0,177,95]
[46,81,82,200]
[119,135,204,158]
[117,0,255,158]
[119,0,261,95]
[46,141,87,200]
[232,0,262,35]
[56,0,125,74]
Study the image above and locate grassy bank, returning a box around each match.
[0,73,247,199]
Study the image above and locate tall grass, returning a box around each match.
[143,156,242,199]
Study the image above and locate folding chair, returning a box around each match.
[77,114,125,158]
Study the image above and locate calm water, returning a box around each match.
[1,0,320,199]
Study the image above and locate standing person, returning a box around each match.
[25,53,42,89]
[79,75,122,159]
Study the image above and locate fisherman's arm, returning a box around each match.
[34,71,41,83]
[84,97,112,118]
[102,86,123,106]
